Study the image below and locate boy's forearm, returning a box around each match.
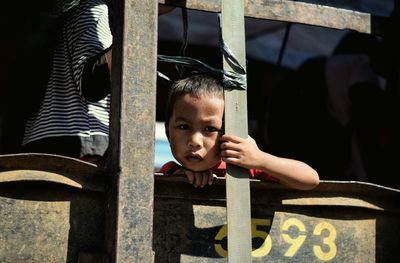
[258,153,319,190]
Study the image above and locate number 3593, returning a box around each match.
[214,217,337,260]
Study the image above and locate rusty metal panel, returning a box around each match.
[0,154,105,192]
[153,176,400,262]
[0,154,108,262]
[107,0,158,262]
[159,0,384,34]
[0,181,106,263]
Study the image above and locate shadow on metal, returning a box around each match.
[0,154,107,263]
[1,154,399,262]
[153,175,400,262]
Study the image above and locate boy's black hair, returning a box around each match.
[165,74,224,125]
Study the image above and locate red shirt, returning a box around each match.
[159,161,278,182]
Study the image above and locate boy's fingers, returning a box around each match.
[184,170,214,188]
[185,170,194,184]
[220,141,242,152]
[208,173,215,185]
[193,172,203,188]
[201,172,209,187]
[222,156,239,165]
[221,149,239,157]
[221,134,242,143]
[191,171,213,188]
[175,168,185,175]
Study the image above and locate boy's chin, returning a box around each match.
[177,161,206,173]
[182,160,221,173]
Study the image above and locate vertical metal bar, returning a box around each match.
[221,0,252,262]
[107,0,158,262]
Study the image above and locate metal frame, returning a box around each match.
[159,0,388,34]
[0,0,397,262]
[107,0,159,261]
[107,0,396,261]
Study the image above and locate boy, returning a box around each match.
[160,74,319,190]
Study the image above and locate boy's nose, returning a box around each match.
[188,132,203,148]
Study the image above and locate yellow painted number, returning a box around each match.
[313,222,337,261]
[214,224,228,257]
[281,218,307,257]
[215,217,337,260]
[214,218,272,258]
[251,218,272,257]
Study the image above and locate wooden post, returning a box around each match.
[221,0,252,262]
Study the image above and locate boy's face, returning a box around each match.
[167,93,224,172]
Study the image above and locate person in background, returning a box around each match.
[325,31,388,184]
[265,31,390,186]
[21,0,174,166]
[160,74,319,189]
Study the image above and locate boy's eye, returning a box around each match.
[176,124,189,130]
[205,126,218,132]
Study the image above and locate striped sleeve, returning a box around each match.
[23,0,113,145]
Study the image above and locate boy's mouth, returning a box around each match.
[185,153,203,161]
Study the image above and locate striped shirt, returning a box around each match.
[23,0,113,146]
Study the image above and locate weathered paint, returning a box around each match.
[106,0,158,261]
[1,157,399,262]
[159,0,388,34]
[0,155,107,263]
[0,153,105,192]
[153,175,400,262]
[0,182,106,263]
[0,1,398,262]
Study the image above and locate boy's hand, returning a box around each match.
[220,134,263,170]
[172,167,215,188]
[184,169,215,188]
